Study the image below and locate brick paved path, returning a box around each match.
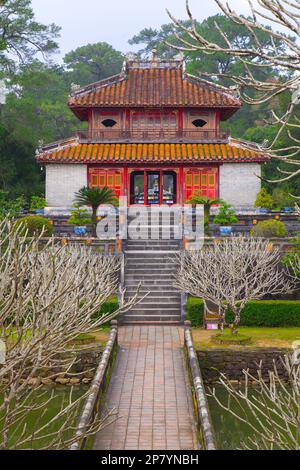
[93,325,199,450]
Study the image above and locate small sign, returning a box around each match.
[207,323,218,330]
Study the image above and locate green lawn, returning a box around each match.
[192,327,300,349]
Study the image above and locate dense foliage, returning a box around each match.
[14,215,53,236]
[187,297,300,327]
[254,188,274,210]
[213,202,238,226]
[251,219,288,238]
[0,4,299,205]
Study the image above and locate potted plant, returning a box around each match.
[254,188,273,213]
[187,195,222,236]
[74,186,118,237]
[213,202,238,236]
[68,204,92,236]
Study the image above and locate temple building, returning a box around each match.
[36,56,269,211]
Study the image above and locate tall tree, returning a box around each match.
[0,62,78,199]
[0,0,60,74]
[167,1,300,190]
[64,42,124,86]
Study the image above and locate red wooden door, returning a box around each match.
[184,169,218,201]
[89,169,122,198]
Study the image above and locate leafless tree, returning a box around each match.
[167,0,300,189]
[174,236,293,333]
[210,354,300,450]
[0,218,137,449]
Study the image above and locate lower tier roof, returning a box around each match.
[36,140,269,164]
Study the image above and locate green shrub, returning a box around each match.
[15,216,53,237]
[92,297,119,322]
[186,297,204,327]
[187,297,300,327]
[30,196,47,211]
[282,237,300,278]
[254,188,273,210]
[251,219,287,238]
[213,202,238,226]
[226,301,300,327]
[68,204,91,226]
[272,188,293,209]
[0,191,25,218]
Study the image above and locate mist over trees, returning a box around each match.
[0,1,298,201]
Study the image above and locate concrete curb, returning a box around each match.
[70,321,118,450]
[184,321,216,451]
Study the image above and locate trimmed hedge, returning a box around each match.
[92,297,119,322]
[15,216,53,237]
[186,297,204,327]
[187,298,300,327]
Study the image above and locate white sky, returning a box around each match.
[31,0,250,60]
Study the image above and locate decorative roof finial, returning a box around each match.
[151,49,158,61]
[126,52,136,61]
[70,83,81,96]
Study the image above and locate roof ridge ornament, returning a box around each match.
[229,85,241,100]
[70,83,81,97]
[151,49,159,61]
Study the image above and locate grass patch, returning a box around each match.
[212,332,252,346]
[192,327,300,350]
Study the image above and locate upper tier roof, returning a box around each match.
[68,58,242,121]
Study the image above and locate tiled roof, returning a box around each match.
[37,141,268,164]
[68,60,241,112]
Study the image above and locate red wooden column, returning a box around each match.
[178,167,184,205]
[123,167,128,202]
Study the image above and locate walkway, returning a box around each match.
[93,325,199,450]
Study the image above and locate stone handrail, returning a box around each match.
[70,321,118,450]
[184,321,216,451]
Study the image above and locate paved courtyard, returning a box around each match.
[93,325,199,450]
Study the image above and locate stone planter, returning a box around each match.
[73,226,87,236]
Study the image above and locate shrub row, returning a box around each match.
[187,298,300,327]
[92,297,119,322]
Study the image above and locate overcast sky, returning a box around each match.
[31,0,249,60]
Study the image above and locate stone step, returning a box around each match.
[127,300,181,307]
[122,317,181,324]
[125,283,178,290]
[125,249,180,254]
[125,252,178,259]
[125,275,176,283]
[122,317,182,326]
[125,267,177,273]
[125,263,176,269]
[126,239,180,245]
[127,307,181,315]
[125,295,180,302]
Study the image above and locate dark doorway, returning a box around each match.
[130,170,177,205]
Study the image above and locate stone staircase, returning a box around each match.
[122,209,183,324]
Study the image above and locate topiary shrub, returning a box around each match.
[272,188,293,209]
[186,297,204,327]
[92,297,119,322]
[213,202,238,226]
[251,219,287,238]
[254,188,274,210]
[15,216,53,237]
